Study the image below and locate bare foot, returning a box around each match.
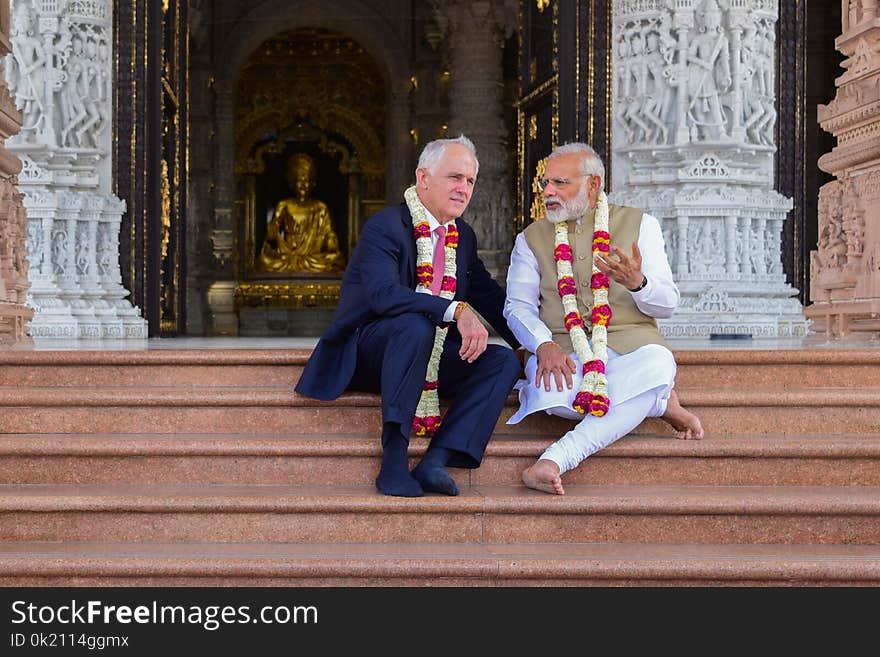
[662,389,704,440]
[522,459,565,495]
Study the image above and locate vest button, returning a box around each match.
[578,254,585,260]
[581,280,589,287]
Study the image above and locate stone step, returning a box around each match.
[672,349,880,388]
[2,433,879,486]
[0,350,306,387]
[1,541,878,586]
[2,349,880,389]
[1,385,878,434]
[1,483,878,545]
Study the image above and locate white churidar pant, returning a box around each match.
[507,343,676,474]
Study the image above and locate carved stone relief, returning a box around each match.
[0,0,33,342]
[808,4,880,335]
[4,0,146,339]
[611,0,807,338]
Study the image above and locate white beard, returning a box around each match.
[543,184,592,224]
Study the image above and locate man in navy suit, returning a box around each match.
[296,136,521,497]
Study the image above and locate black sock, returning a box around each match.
[412,446,459,496]
[421,445,454,468]
[380,424,410,472]
[376,423,423,497]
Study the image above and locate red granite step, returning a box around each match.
[672,349,880,388]
[0,350,307,387]
[2,349,880,389]
[1,483,878,545]
[2,433,879,486]
[1,385,877,434]
[0,541,878,586]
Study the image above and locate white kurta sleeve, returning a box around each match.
[630,212,679,319]
[504,232,554,353]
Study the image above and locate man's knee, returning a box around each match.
[639,343,677,381]
[386,313,436,348]
[484,345,522,381]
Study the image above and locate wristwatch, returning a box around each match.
[628,275,648,293]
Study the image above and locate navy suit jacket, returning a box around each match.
[295,202,519,401]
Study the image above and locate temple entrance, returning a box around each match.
[232,28,387,335]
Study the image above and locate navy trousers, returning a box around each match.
[349,312,521,468]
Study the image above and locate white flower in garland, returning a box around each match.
[404,185,459,436]
[553,190,612,416]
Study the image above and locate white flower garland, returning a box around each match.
[404,185,458,436]
[553,190,611,416]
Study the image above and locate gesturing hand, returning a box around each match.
[595,241,644,291]
[456,305,488,363]
[535,341,576,392]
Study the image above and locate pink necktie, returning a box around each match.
[430,225,446,295]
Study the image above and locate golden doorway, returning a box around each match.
[233,28,386,330]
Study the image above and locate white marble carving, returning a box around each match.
[611,0,808,338]
[5,0,146,338]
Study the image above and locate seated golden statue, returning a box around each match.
[257,153,345,273]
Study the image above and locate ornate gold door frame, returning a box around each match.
[231,28,387,313]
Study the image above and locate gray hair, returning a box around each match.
[417,135,480,176]
[547,142,605,190]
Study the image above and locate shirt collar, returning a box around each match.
[423,207,442,233]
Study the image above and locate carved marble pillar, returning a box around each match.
[610,0,808,338]
[434,0,517,279]
[5,0,146,339]
[0,0,33,343]
[806,1,880,335]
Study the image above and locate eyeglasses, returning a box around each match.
[537,174,591,191]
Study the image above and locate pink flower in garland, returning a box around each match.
[589,395,610,416]
[416,264,434,287]
[591,304,612,327]
[572,391,593,414]
[582,359,605,375]
[557,276,577,297]
[564,312,584,331]
[413,222,431,239]
[591,272,610,290]
[445,224,460,248]
[413,415,442,436]
[554,243,573,262]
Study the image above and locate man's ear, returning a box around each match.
[415,167,429,188]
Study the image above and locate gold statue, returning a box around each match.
[257,153,345,273]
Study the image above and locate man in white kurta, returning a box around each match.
[504,143,702,495]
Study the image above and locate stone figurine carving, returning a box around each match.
[257,153,345,274]
[686,0,731,141]
[60,35,87,146]
[8,3,45,142]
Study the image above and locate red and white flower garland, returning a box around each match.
[405,185,459,436]
[553,190,612,416]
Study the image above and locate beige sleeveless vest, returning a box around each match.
[522,203,667,355]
